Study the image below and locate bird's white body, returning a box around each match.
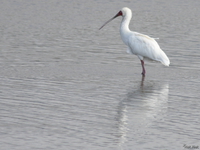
[100,7,170,75]
[123,31,170,66]
[119,7,170,66]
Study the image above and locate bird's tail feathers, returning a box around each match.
[161,60,170,66]
[160,56,170,66]
[159,51,170,66]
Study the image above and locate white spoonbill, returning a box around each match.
[99,7,170,76]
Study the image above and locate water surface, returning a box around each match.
[0,0,200,150]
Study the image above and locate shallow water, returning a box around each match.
[0,0,200,150]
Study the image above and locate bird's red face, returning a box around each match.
[99,10,122,30]
[114,11,123,18]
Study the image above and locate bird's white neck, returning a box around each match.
[120,13,132,45]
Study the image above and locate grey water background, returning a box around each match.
[0,0,200,150]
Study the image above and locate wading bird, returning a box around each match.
[99,7,170,76]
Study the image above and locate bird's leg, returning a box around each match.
[140,60,146,76]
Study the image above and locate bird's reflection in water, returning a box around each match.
[116,76,169,149]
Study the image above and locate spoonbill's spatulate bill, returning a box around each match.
[99,7,170,76]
